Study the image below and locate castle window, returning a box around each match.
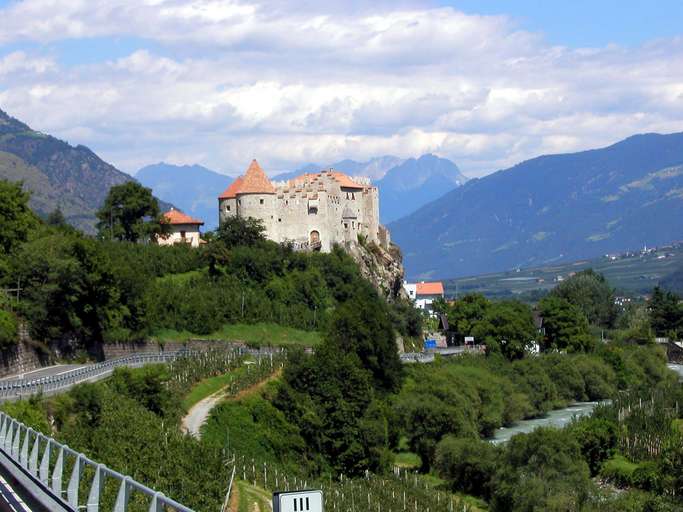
[352,193,355,200]
[278,218,282,222]
[226,205,231,212]
[260,199,264,205]
[344,223,348,229]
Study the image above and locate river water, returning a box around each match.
[668,363,683,380]
[490,402,600,444]
[490,364,683,444]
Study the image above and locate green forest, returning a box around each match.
[1,179,683,511]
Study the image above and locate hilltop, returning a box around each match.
[391,132,683,279]
[0,109,168,232]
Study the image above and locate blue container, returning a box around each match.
[424,339,437,349]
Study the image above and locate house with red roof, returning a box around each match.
[159,208,204,248]
[218,159,390,253]
[403,280,445,313]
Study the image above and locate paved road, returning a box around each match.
[0,365,86,382]
[0,475,32,512]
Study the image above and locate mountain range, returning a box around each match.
[0,108,170,233]
[136,163,231,231]
[136,155,466,228]
[390,132,683,279]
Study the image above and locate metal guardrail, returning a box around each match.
[0,411,194,511]
[0,352,187,402]
[400,345,485,364]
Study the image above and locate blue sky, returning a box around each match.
[0,0,681,176]
[439,1,683,48]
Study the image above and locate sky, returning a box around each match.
[0,0,682,177]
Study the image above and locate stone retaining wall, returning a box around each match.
[0,325,51,378]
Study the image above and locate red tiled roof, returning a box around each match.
[416,282,444,295]
[288,170,367,190]
[240,159,275,194]
[219,176,244,199]
[218,160,275,198]
[163,209,204,225]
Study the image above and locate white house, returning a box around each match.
[403,281,445,313]
[159,208,204,248]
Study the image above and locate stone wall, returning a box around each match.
[0,325,51,378]
[100,339,246,359]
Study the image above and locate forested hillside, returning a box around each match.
[391,132,683,279]
[0,109,170,232]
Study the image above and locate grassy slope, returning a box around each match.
[153,322,322,348]
[182,364,250,410]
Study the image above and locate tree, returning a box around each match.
[539,296,595,352]
[0,310,17,348]
[325,282,403,393]
[435,436,499,499]
[472,300,536,360]
[550,269,617,327]
[568,417,617,476]
[0,180,38,255]
[12,233,127,344]
[649,286,682,337]
[445,294,491,336]
[491,427,593,511]
[96,182,166,242]
[46,207,67,228]
[215,216,266,248]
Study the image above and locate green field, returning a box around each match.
[152,322,322,347]
[445,243,683,299]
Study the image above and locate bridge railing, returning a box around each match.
[0,352,190,402]
[0,411,195,511]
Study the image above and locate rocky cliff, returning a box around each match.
[345,239,407,302]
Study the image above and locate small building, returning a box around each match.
[403,280,445,313]
[159,208,204,248]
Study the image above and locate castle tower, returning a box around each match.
[218,160,276,230]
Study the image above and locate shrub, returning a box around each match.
[0,310,18,348]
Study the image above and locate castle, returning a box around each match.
[218,159,391,252]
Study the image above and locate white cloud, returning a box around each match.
[0,0,682,176]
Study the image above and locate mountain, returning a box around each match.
[390,133,683,280]
[271,156,403,183]
[271,163,321,183]
[136,163,234,230]
[0,108,168,233]
[376,154,467,223]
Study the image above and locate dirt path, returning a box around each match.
[181,370,282,439]
[181,387,227,438]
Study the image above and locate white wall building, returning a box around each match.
[403,281,445,312]
[159,208,204,248]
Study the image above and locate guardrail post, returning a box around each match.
[52,444,64,497]
[148,491,164,512]
[87,464,103,512]
[67,453,83,507]
[114,476,130,512]
[11,422,21,459]
[20,427,30,468]
[0,414,7,445]
[39,439,51,484]
[29,435,40,475]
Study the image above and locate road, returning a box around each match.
[0,475,33,512]
[0,364,86,382]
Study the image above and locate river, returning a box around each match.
[490,363,683,444]
[668,363,683,380]
[490,402,600,444]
